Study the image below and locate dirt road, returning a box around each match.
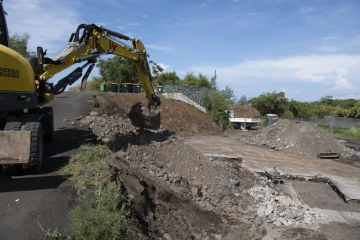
[0,92,97,240]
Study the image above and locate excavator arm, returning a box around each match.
[36,23,161,129]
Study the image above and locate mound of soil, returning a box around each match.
[95,93,221,137]
[241,119,356,158]
[230,105,261,118]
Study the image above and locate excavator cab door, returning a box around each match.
[0,0,9,47]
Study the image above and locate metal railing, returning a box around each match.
[162,84,215,108]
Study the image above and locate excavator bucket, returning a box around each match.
[0,131,31,164]
[128,102,161,130]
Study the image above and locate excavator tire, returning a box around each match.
[2,122,22,172]
[43,107,54,142]
[21,122,44,174]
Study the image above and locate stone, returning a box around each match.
[267,213,276,223]
[229,178,240,187]
[102,138,110,143]
[237,206,248,215]
[264,204,273,216]
[257,205,266,217]
[234,193,241,197]
[255,216,263,226]
[191,187,201,197]
[214,234,222,240]
[163,233,172,240]
[247,205,255,213]
[274,220,281,227]
[149,171,155,175]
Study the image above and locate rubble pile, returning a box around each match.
[248,185,327,227]
[76,111,137,142]
[241,119,356,158]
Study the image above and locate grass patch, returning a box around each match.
[319,125,360,140]
[48,144,137,240]
[59,144,113,189]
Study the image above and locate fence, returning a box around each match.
[162,84,215,108]
[324,115,360,129]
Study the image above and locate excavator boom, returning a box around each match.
[36,23,161,129]
[0,0,161,171]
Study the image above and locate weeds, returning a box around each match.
[49,144,136,240]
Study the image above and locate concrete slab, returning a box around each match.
[183,135,360,201]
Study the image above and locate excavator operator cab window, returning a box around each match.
[0,2,9,47]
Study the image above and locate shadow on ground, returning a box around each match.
[0,126,98,192]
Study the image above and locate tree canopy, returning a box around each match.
[8,33,36,60]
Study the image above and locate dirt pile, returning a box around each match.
[73,110,334,239]
[241,119,356,158]
[230,105,261,118]
[95,93,221,137]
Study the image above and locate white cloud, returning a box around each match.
[233,0,240,2]
[128,22,142,26]
[142,14,148,18]
[146,44,175,52]
[186,54,360,89]
[158,63,170,71]
[333,68,352,89]
[117,26,125,29]
[5,0,81,54]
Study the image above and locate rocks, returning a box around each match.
[240,119,356,158]
[163,233,172,240]
[248,185,327,227]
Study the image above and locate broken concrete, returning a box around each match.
[183,135,360,201]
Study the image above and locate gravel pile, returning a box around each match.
[248,185,327,227]
[241,119,356,158]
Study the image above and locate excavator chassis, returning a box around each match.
[0,106,54,174]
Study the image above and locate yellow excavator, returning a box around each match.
[0,0,161,174]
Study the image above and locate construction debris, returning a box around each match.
[248,185,327,227]
[241,119,356,158]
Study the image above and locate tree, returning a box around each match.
[9,33,36,60]
[156,71,181,86]
[249,91,288,116]
[237,95,248,106]
[320,95,334,105]
[149,60,164,78]
[183,72,212,88]
[96,56,138,83]
[220,86,237,105]
[204,91,230,127]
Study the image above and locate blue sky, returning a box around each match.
[4,0,360,102]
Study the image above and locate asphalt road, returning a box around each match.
[0,92,97,240]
